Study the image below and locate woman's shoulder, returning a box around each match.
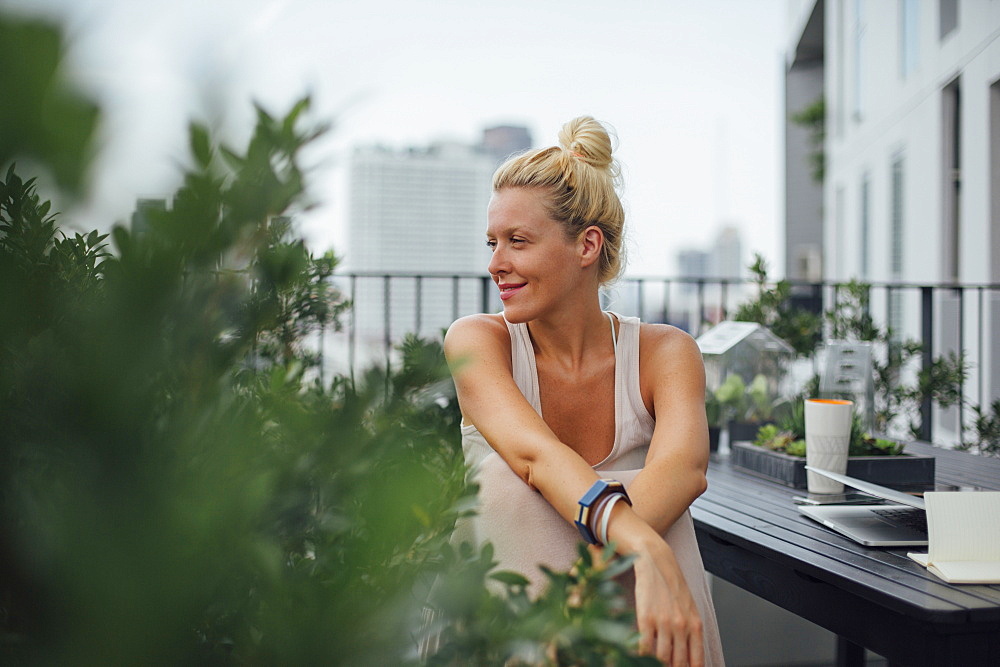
[638,321,697,347]
[637,322,702,363]
[444,313,510,357]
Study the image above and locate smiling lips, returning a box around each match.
[498,282,527,301]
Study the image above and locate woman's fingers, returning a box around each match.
[688,626,706,667]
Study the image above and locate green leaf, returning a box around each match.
[489,570,530,588]
[189,122,212,168]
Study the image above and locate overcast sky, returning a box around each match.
[6,0,788,276]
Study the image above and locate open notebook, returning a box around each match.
[907,491,1000,584]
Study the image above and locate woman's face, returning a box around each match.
[486,187,582,323]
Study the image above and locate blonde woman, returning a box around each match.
[445,117,724,666]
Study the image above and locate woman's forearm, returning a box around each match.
[625,459,707,536]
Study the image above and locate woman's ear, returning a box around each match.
[578,226,605,270]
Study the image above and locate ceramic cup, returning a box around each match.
[804,398,854,494]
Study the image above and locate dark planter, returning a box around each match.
[708,426,721,453]
[730,441,936,491]
[727,420,773,444]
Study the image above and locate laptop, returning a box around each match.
[797,466,928,546]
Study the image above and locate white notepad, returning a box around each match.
[908,491,1000,584]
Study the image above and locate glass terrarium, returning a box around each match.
[696,321,797,420]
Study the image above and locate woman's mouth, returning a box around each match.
[498,283,526,301]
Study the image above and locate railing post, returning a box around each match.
[452,275,460,323]
[414,275,422,335]
[956,286,964,446]
[349,275,357,384]
[721,280,729,322]
[662,279,671,324]
[383,275,392,369]
[920,286,934,441]
[637,278,645,322]
[696,279,705,336]
[481,275,492,314]
[978,286,985,409]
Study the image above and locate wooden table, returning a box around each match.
[692,440,1000,666]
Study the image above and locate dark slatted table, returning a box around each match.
[692,440,1000,667]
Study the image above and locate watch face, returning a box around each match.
[576,479,629,545]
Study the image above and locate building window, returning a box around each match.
[836,0,846,137]
[990,80,1000,283]
[942,79,961,282]
[900,0,920,79]
[853,0,866,121]
[835,185,846,279]
[939,0,958,40]
[860,172,871,279]
[889,152,905,338]
[891,153,905,278]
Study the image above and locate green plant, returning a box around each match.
[790,96,825,184]
[733,254,823,357]
[0,12,654,664]
[958,400,1000,458]
[825,280,968,441]
[705,391,723,428]
[715,374,747,423]
[753,423,806,456]
[760,400,903,457]
[746,373,790,423]
[426,543,657,666]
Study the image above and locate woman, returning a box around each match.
[445,116,723,666]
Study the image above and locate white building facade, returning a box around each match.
[786,0,1000,442]
[345,142,497,361]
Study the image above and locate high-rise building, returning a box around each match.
[712,226,744,280]
[481,125,532,166]
[346,126,531,353]
[785,0,1000,439]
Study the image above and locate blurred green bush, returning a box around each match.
[0,12,650,665]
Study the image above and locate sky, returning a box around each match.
[6,0,789,277]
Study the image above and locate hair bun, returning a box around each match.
[558,116,615,171]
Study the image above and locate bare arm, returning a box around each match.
[445,314,602,524]
[445,314,705,666]
[627,326,711,535]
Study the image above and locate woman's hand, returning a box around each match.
[632,539,704,666]
[603,499,705,667]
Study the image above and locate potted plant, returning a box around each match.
[705,391,723,453]
[720,373,787,443]
[732,401,934,490]
[714,374,748,441]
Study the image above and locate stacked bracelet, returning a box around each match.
[574,478,632,545]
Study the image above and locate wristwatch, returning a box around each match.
[575,478,630,544]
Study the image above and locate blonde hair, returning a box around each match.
[492,116,625,284]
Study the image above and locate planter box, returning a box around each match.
[730,441,936,491]
[708,426,721,453]
[727,420,773,444]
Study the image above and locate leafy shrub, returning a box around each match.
[1,11,651,664]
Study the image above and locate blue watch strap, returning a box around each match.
[575,479,628,544]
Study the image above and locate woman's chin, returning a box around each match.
[500,304,533,324]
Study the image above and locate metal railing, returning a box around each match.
[321,271,1000,443]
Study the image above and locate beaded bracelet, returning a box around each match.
[575,478,632,545]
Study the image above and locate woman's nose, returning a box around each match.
[488,245,508,276]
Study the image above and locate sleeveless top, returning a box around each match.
[461,312,654,474]
[455,311,726,665]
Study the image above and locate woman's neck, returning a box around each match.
[525,299,612,372]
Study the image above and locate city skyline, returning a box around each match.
[8,0,786,278]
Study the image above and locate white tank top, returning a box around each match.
[460,311,655,472]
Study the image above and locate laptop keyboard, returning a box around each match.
[871,507,927,533]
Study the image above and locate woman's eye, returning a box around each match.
[486,240,497,250]
[511,237,525,244]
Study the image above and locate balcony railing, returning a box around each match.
[320,271,1000,445]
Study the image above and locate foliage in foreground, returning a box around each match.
[1,12,651,664]
[0,98,463,663]
[424,543,656,667]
